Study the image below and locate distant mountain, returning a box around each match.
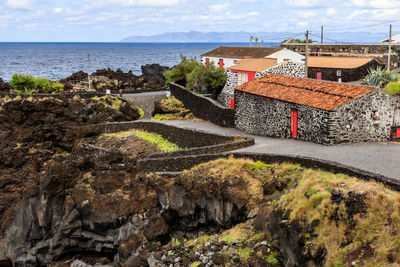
[121,31,390,44]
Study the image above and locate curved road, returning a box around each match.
[157,120,400,180]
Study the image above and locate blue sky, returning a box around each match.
[0,0,400,42]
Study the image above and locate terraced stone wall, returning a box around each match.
[169,82,235,127]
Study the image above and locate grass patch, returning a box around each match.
[152,113,193,121]
[267,252,280,264]
[99,129,182,152]
[190,261,201,267]
[385,82,400,94]
[137,107,144,119]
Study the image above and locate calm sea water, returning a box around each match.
[0,42,278,81]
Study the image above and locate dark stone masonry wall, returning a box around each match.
[308,60,384,82]
[169,82,235,127]
[234,90,331,144]
[328,89,395,144]
[86,120,240,149]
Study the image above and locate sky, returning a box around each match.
[0,0,400,42]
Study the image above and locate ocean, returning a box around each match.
[0,42,277,82]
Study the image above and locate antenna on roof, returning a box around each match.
[254,36,259,47]
[250,35,253,47]
[261,39,264,47]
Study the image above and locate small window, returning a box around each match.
[337,70,342,77]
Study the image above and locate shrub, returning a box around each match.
[51,81,64,95]
[164,55,227,98]
[34,77,51,92]
[9,74,35,94]
[363,67,398,86]
[9,74,53,94]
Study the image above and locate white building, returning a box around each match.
[200,46,304,69]
[382,34,400,44]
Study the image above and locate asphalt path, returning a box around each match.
[158,120,400,179]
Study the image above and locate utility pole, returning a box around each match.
[321,25,324,44]
[388,24,392,70]
[88,53,91,91]
[261,39,264,47]
[255,36,259,47]
[250,35,253,47]
[305,30,309,78]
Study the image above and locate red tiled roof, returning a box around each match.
[235,74,377,110]
[201,46,283,58]
[227,58,278,72]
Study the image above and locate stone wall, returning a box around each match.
[327,89,396,144]
[255,61,305,79]
[308,60,384,82]
[169,82,235,127]
[217,61,306,107]
[234,90,331,144]
[122,91,168,119]
[218,70,237,107]
[86,120,239,148]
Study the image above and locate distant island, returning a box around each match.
[121,30,390,43]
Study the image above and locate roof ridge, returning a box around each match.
[259,80,354,99]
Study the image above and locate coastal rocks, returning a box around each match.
[61,64,169,92]
[0,78,12,93]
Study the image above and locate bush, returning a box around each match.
[363,67,398,86]
[9,74,53,94]
[51,81,64,95]
[164,55,227,98]
[9,74,35,94]
[34,77,51,92]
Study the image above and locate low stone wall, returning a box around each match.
[122,91,168,119]
[84,120,245,149]
[137,152,400,191]
[0,92,106,99]
[169,82,235,127]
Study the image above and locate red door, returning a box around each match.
[292,110,298,138]
[248,72,255,81]
[316,71,322,80]
[219,59,224,69]
[205,58,209,68]
[396,128,400,138]
[230,98,235,109]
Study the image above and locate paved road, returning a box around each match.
[159,120,400,179]
[120,91,168,119]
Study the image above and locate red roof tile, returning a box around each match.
[201,46,283,58]
[235,74,377,110]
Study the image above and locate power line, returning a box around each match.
[309,33,352,44]
[318,19,400,32]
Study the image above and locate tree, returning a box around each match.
[164,56,227,98]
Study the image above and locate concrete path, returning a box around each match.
[120,91,168,119]
[159,120,400,179]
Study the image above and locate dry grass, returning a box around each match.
[278,169,400,266]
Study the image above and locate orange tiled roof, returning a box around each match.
[235,74,377,110]
[201,46,283,59]
[227,58,278,72]
[308,56,375,69]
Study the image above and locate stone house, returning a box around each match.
[218,59,305,107]
[307,56,384,82]
[235,74,399,145]
[201,46,304,69]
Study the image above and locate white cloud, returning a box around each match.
[5,0,35,9]
[298,10,318,18]
[297,21,308,27]
[54,8,63,14]
[284,0,325,8]
[345,0,400,8]
[210,4,230,12]
[101,0,181,7]
[326,8,337,16]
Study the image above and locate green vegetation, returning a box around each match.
[384,81,400,94]
[100,129,182,152]
[51,81,64,95]
[9,73,65,94]
[190,261,201,267]
[282,39,314,44]
[363,67,398,86]
[267,252,280,264]
[137,107,144,119]
[163,55,226,97]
